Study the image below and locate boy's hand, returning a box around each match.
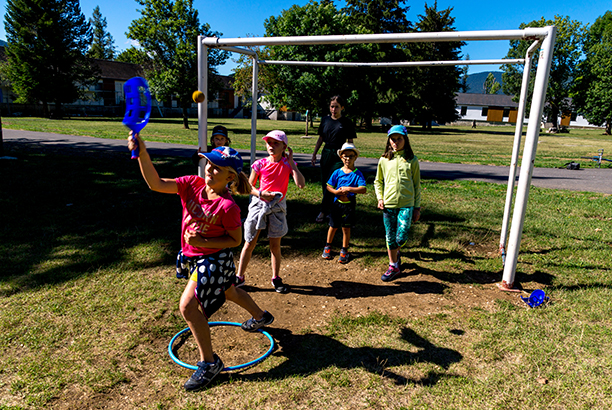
[377,199,384,210]
[413,207,421,222]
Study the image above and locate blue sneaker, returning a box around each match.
[241,310,274,332]
[183,354,223,392]
[321,245,332,260]
[381,265,400,282]
[338,249,350,264]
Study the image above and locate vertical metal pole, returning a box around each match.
[197,36,209,177]
[250,55,259,166]
[500,26,556,291]
[499,40,540,261]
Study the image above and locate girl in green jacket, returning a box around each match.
[374,125,422,282]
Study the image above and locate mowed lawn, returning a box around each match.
[3,116,612,168]
[1,117,611,409]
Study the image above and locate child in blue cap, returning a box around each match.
[374,125,422,282]
[128,133,274,392]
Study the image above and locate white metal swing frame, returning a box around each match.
[197,26,557,290]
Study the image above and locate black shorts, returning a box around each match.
[176,249,236,318]
[329,198,356,228]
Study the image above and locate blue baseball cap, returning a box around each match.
[212,125,228,138]
[199,146,243,174]
[388,125,407,137]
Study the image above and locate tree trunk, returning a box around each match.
[363,114,372,130]
[549,107,560,130]
[53,101,63,119]
[182,106,189,129]
[606,120,611,136]
[0,115,3,157]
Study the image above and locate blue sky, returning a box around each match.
[0,0,609,75]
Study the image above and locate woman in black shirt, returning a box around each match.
[311,95,357,223]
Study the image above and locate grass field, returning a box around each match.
[1,120,612,409]
[2,116,612,168]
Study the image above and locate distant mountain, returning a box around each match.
[465,71,504,94]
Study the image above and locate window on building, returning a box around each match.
[481,107,488,116]
[460,106,467,116]
[503,108,510,118]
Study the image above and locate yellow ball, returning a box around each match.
[192,90,205,103]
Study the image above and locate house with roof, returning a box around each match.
[0,44,241,117]
[455,92,595,128]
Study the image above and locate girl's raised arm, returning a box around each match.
[129,133,178,194]
[287,147,306,189]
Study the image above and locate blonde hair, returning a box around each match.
[226,169,252,195]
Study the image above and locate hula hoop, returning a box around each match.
[168,321,275,371]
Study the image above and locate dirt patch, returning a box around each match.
[222,252,515,328]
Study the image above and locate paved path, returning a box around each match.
[4,129,611,194]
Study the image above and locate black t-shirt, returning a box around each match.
[318,115,356,150]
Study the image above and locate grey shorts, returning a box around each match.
[243,195,288,243]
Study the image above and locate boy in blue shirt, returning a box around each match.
[321,142,367,263]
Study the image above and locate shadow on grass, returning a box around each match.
[1,141,584,297]
[229,326,462,386]
[244,278,449,298]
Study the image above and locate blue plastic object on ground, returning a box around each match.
[521,289,549,308]
[168,321,275,371]
[122,77,151,159]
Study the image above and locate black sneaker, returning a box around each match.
[235,275,245,287]
[271,277,289,293]
[241,310,275,332]
[183,354,224,392]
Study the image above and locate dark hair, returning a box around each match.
[330,95,346,107]
[382,134,415,161]
[209,125,231,149]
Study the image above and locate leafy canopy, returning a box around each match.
[127,0,228,128]
[573,11,612,134]
[87,6,116,60]
[3,0,97,116]
[502,15,585,129]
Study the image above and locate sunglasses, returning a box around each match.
[341,154,356,159]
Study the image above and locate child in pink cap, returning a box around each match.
[236,130,305,293]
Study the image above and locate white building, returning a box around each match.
[455,93,598,128]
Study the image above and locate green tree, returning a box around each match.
[483,72,501,94]
[573,11,612,135]
[116,47,152,67]
[501,15,585,130]
[87,6,116,60]
[127,0,229,129]
[3,0,97,117]
[255,1,355,120]
[410,1,464,129]
[236,0,413,126]
[342,0,412,128]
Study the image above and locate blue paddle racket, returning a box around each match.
[123,77,152,159]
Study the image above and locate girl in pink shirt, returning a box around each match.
[128,134,274,392]
[236,130,305,293]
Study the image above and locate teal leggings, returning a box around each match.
[383,207,414,250]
